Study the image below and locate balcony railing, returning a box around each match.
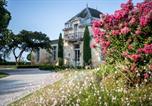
[63,27,73,31]
[64,32,83,42]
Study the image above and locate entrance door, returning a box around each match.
[74,44,80,66]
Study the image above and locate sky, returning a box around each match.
[7,0,143,40]
[6,0,143,61]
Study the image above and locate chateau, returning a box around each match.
[31,6,102,67]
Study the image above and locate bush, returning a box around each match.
[39,65,67,71]
[0,62,31,65]
[92,0,152,85]
[17,65,39,68]
[96,64,117,81]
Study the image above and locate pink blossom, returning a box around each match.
[130,63,137,72]
[128,45,133,50]
[144,73,149,79]
[137,48,144,53]
[112,30,120,36]
[90,43,97,48]
[92,27,101,37]
[140,16,149,26]
[122,51,128,57]
[135,28,142,35]
[121,26,130,35]
[99,31,105,37]
[114,10,127,20]
[143,44,152,54]
[127,54,141,62]
[92,20,102,27]
[129,17,136,25]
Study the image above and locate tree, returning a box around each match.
[0,29,13,62]
[58,33,63,66]
[0,0,11,61]
[83,26,91,66]
[0,0,11,33]
[9,30,51,65]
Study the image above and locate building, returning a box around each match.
[31,40,58,65]
[63,6,102,67]
[31,6,103,67]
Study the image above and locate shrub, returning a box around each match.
[92,0,152,85]
[39,65,67,71]
[17,65,39,68]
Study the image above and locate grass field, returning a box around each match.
[0,72,9,78]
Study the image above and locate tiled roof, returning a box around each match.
[66,7,102,23]
[51,39,58,44]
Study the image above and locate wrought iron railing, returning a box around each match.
[64,32,83,42]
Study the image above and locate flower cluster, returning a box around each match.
[138,44,152,54]
[92,0,152,83]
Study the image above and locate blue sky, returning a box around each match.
[7,0,143,40]
[6,0,143,61]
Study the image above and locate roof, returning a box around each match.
[66,7,102,23]
[51,39,58,44]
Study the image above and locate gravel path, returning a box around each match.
[0,69,62,106]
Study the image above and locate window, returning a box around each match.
[52,46,57,60]
[74,44,80,66]
[36,48,40,62]
[74,24,78,32]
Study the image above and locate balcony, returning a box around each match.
[64,32,83,42]
[63,27,73,31]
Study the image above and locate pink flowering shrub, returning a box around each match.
[92,0,152,85]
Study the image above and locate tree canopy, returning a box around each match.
[9,30,51,64]
[0,0,11,61]
[0,0,11,33]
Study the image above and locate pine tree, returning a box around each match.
[58,33,64,66]
[83,26,91,66]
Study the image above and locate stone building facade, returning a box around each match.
[63,6,102,67]
[32,6,102,67]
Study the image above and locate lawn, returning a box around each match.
[0,72,9,78]
[0,65,16,70]
[10,66,152,106]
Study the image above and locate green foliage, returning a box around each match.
[83,26,91,66]
[58,33,64,66]
[39,65,66,71]
[9,30,51,64]
[0,29,14,61]
[96,64,117,81]
[17,65,39,68]
[0,0,11,61]
[26,53,31,61]
[0,72,8,78]
[0,62,30,65]
[0,0,11,32]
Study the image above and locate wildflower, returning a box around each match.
[144,73,149,79]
